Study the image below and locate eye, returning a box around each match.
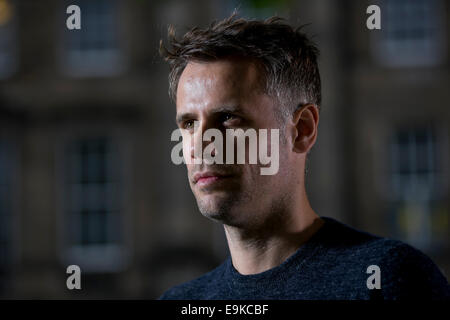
[222,113,237,122]
[183,120,195,129]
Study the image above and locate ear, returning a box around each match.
[291,104,320,153]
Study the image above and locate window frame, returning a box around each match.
[370,0,447,67]
[386,122,449,250]
[59,0,125,77]
[55,125,133,273]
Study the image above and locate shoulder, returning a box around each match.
[320,217,433,260]
[320,217,450,299]
[318,217,404,257]
[158,260,228,300]
[377,241,450,299]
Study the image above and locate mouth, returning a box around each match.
[193,171,234,187]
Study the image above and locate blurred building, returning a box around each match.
[0,0,448,299]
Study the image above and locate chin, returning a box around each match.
[196,193,239,223]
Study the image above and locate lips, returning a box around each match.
[193,171,233,185]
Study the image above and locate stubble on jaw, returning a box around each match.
[191,140,293,231]
[194,176,293,236]
[222,190,294,251]
[193,180,252,226]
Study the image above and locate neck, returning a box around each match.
[223,191,323,275]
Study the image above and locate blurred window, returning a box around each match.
[373,0,446,67]
[0,0,16,79]
[391,125,437,198]
[0,139,11,272]
[389,125,447,250]
[62,0,122,77]
[64,137,125,272]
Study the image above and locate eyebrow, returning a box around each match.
[175,105,246,125]
[214,105,245,114]
[175,112,196,125]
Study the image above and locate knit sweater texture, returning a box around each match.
[159,217,450,300]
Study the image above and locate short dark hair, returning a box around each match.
[160,13,321,121]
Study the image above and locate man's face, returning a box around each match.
[176,58,292,229]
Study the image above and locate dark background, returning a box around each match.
[0,0,449,298]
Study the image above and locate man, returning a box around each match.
[158,15,449,299]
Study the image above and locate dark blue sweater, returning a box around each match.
[159,217,450,300]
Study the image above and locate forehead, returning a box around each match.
[176,58,264,110]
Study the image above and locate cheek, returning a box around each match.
[241,164,261,184]
[181,133,192,163]
[182,142,190,163]
[185,155,196,175]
